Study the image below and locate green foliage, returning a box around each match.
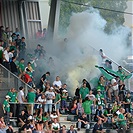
[59,0,128,34]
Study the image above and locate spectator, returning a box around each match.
[61,90,68,114]
[60,125,67,133]
[27,88,36,115]
[70,99,78,115]
[99,49,106,61]
[7,88,17,117]
[67,125,77,133]
[77,98,84,116]
[118,108,127,130]
[0,116,8,133]
[39,71,50,92]
[77,113,90,131]
[82,97,92,121]
[123,92,131,113]
[95,89,106,106]
[112,113,119,129]
[3,46,10,69]
[82,79,91,91]
[18,58,25,78]
[51,118,60,133]
[119,80,126,102]
[79,83,89,101]
[93,119,105,133]
[54,89,61,116]
[18,110,28,127]
[18,37,26,59]
[0,40,4,64]
[45,87,55,115]
[75,87,80,99]
[23,69,33,87]
[34,44,43,59]
[10,57,18,75]
[17,86,26,113]
[8,48,15,62]
[94,105,107,123]
[60,84,67,95]
[111,78,119,102]
[3,95,10,125]
[53,76,62,90]
[36,94,46,114]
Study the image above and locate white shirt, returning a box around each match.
[37,96,46,103]
[8,52,13,59]
[45,91,55,104]
[17,90,24,103]
[111,78,118,91]
[52,123,60,130]
[53,80,62,88]
[3,50,9,62]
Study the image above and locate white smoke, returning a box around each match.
[45,8,131,95]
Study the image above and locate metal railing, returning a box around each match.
[0,64,31,100]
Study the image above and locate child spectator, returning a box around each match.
[77,98,84,116]
[61,90,68,114]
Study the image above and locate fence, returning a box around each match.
[0,64,31,102]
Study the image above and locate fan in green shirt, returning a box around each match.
[7,88,17,102]
[18,58,25,75]
[95,89,105,106]
[27,88,36,103]
[79,83,89,100]
[82,98,92,115]
[3,95,10,113]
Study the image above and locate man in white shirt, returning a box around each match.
[3,46,10,69]
[111,78,119,102]
[45,87,55,114]
[53,76,62,89]
[17,86,26,114]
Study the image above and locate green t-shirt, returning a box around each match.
[42,116,48,122]
[82,100,91,114]
[18,62,25,73]
[27,91,36,103]
[3,100,10,112]
[7,91,17,102]
[0,50,3,58]
[55,94,61,103]
[79,87,89,100]
[62,93,67,100]
[118,113,126,126]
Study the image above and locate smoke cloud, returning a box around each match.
[42,8,131,95]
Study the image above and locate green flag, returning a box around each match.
[95,65,114,80]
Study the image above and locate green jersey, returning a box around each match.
[62,93,67,100]
[7,91,17,102]
[27,91,36,103]
[82,100,91,114]
[18,62,25,73]
[79,87,89,100]
[3,100,10,112]
[118,113,126,126]
[55,94,61,103]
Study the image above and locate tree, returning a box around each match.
[59,0,128,34]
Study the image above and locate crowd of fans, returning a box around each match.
[0,26,133,133]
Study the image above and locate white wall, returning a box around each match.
[38,0,50,29]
